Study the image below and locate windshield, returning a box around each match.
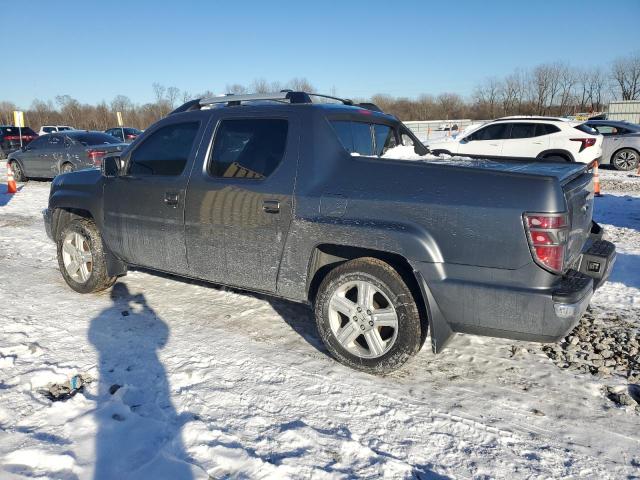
[67,132,121,146]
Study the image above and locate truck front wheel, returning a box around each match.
[57,218,116,294]
[314,257,423,374]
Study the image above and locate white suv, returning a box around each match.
[429,117,602,164]
[38,125,75,136]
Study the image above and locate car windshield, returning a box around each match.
[67,132,120,146]
[58,126,73,131]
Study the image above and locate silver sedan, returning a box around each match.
[586,120,640,171]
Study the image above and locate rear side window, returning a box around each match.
[373,124,397,155]
[535,123,560,136]
[128,122,200,176]
[209,119,288,179]
[330,120,397,156]
[510,123,537,139]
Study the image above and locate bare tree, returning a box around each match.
[473,77,502,118]
[225,83,248,95]
[166,86,181,108]
[611,52,640,100]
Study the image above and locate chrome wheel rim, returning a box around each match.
[328,280,399,359]
[614,150,638,170]
[62,231,93,283]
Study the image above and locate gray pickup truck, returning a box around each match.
[43,91,616,374]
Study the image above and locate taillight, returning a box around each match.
[570,138,596,152]
[4,135,19,141]
[87,149,106,166]
[523,213,569,274]
[125,134,136,139]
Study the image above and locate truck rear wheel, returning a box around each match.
[57,218,116,294]
[314,257,423,374]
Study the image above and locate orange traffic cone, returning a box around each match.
[593,161,602,197]
[6,162,17,194]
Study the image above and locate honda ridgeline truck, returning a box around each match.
[43,91,616,374]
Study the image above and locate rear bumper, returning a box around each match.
[413,228,616,351]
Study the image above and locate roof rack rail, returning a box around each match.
[168,91,383,115]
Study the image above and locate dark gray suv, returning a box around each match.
[43,91,616,374]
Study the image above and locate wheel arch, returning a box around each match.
[610,146,640,164]
[51,206,127,277]
[306,244,429,347]
[537,149,574,162]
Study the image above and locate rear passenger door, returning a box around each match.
[103,117,206,274]
[184,112,299,293]
[501,123,549,158]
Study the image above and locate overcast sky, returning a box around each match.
[3,0,639,108]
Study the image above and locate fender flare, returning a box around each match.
[537,149,574,162]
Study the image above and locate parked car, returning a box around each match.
[0,126,38,159]
[429,117,603,164]
[104,127,142,143]
[43,91,615,374]
[38,125,74,136]
[7,131,126,181]
[584,120,640,171]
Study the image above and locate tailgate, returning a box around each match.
[563,171,594,269]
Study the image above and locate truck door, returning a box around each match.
[184,112,299,293]
[102,117,207,274]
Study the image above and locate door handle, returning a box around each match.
[262,200,280,214]
[164,192,179,207]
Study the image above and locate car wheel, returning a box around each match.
[611,148,639,171]
[57,218,116,294]
[61,163,75,174]
[9,161,27,182]
[314,257,423,374]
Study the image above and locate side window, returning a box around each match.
[472,123,510,141]
[535,123,560,136]
[510,123,536,139]
[43,127,55,134]
[27,137,48,149]
[592,125,617,136]
[352,122,373,156]
[329,120,374,156]
[373,124,397,156]
[128,122,199,176]
[209,119,288,179]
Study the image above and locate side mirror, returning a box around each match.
[102,155,122,177]
[414,143,429,156]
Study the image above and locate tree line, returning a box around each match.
[1,53,638,130]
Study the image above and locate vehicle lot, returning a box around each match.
[0,163,638,478]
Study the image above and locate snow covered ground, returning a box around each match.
[0,163,639,479]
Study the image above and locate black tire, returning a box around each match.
[541,155,570,163]
[314,257,423,374]
[61,162,75,174]
[9,160,26,182]
[57,218,116,294]
[611,148,639,171]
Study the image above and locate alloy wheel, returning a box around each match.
[61,231,93,283]
[328,280,399,358]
